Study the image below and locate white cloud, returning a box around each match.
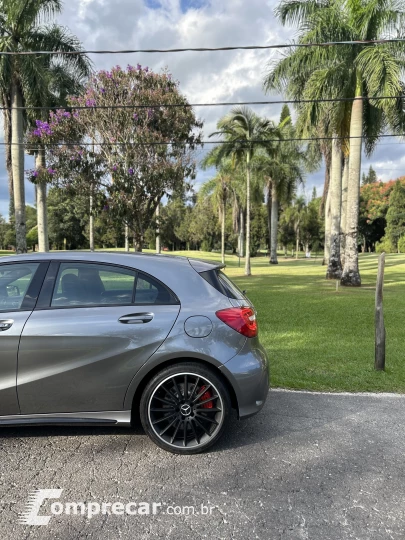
[1,0,405,218]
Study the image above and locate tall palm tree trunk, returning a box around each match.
[341,86,363,287]
[326,138,343,279]
[11,80,26,253]
[221,201,225,265]
[36,148,49,252]
[239,209,244,258]
[296,231,299,259]
[245,151,252,276]
[125,224,129,252]
[340,155,349,267]
[89,193,94,252]
[270,182,279,264]
[155,202,161,254]
[3,103,14,219]
[323,189,331,266]
[266,180,272,261]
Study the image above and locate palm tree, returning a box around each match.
[199,175,231,265]
[0,0,91,253]
[30,57,91,252]
[264,0,405,286]
[257,107,306,264]
[291,196,307,258]
[210,106,278,275]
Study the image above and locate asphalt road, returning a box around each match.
[1,389,404,539]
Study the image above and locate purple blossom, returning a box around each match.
[147,109,153,119]
[48,168,56,176]
[144,67,149,73]
[112,165,118,172]
[32,170,39,178]
[133,113,138,120]
[127,65,135,72]
[62,112,71,118]
[86,99,96,107]
[128,168,134,175]
[33,120,53,137]
[100,88,106,94]
[136,64,142,71]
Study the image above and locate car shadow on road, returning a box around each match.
[0,390,402,455]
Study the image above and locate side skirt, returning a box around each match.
[0,411,131,427]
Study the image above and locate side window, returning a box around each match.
[51,263,136,307]
[135,273,178,305]
[0,263,40,311]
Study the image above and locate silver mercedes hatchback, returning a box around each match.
[0,252,269,454]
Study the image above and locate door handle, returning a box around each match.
[0,320,13,332]
[119,313,154,325]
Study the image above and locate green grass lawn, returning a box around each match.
[170,250,405,393]
[2,247,404,393]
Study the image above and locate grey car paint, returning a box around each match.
[18,304,180,414]
[0,251,269,425]
[0,311,32,415]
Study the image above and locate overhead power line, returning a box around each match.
[2,37,405,56]
[2,95,405,112]
[9,133,405,149]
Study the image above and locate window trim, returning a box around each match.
[34,260,180,311]
[0,261,49,314]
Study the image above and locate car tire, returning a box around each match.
[140,362,231,455]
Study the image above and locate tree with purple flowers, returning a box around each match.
[28,65,203,251]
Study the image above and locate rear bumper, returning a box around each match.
[219,336,269,419]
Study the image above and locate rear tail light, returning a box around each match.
[216,307,258,338]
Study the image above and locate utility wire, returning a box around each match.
[9,133,405,149]
[2,38,405,56]
[3,95,405,112]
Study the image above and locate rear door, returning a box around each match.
[17,261,180,414]
[0,261,48,415]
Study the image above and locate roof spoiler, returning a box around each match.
[188,258,226,273]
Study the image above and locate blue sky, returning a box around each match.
[146,0,207,11]
[1,0,405,219]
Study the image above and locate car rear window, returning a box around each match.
[199,269,246,300]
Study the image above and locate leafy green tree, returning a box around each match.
[188,197,220,252]
[386,180,405,250]
[47,187,87,250]
[301,196,323,253]
[160,196,190,251]
[0,213,8,249]
[278,207,296,256]
[398,235,405,253]
[26,226,38,251]
[250,204,268,257]
[210,106,278,275]
[362,165,378,186]
[0,0,90,253]
[265,0,405,286]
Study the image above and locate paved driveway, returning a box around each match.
[1,390,404,539]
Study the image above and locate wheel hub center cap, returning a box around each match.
[180,404,191,417]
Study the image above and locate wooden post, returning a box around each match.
[375,252,386,371]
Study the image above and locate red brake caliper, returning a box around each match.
[199,385,213,409]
